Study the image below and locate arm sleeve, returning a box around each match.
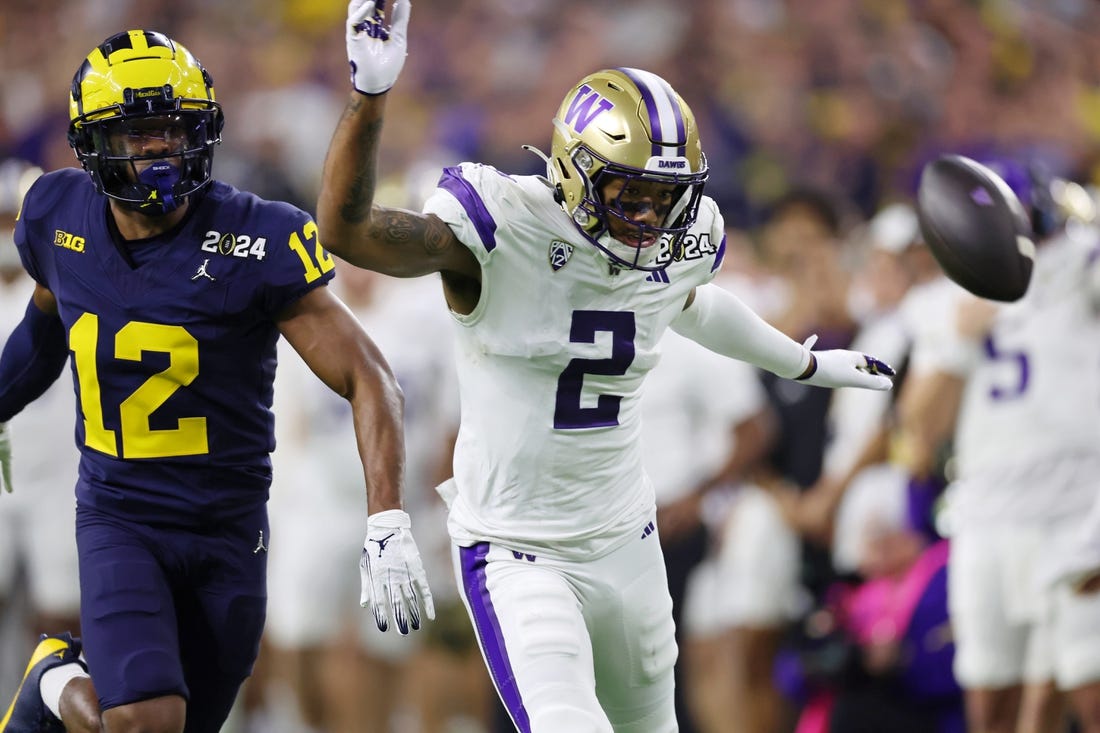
[0,299,69,422]
[670,282,811,379]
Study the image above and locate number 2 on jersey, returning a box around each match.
[554,310,636,429]
[70,312,208,458]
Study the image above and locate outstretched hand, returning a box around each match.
[796,335,895,391]
[0,423,11,493]
[360,509,435,634]
[346,0,411,95]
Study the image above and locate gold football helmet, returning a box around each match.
[68,30,224,214]
[544,67,708,270]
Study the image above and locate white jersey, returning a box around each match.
[271,275,457,510]
[0,272,81,613]
[913,230,1100,524]
[901,275,975,377]
[424,163,725,559]
[266,275,460,647]
[641,328,765,505]
[0,275,80,497]
[824,308,910,479]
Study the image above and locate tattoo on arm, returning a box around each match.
[341,170,373,224]
[374,211,454,258]
[378,211,414,243]
[339,116,385,225]
[424,217,453,256]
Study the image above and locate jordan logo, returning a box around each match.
[369,532,395,558]
[191,258,216,282]
[253,530,268,554]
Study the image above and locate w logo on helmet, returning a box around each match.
[563,85,613,133]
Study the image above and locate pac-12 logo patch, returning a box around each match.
[549,240,574,271]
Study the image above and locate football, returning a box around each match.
[916,154,1036,302]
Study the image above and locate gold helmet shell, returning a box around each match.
[548,67,708,269]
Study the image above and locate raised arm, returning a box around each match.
[316,0,478,284]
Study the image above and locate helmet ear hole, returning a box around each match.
[555,158,571,181]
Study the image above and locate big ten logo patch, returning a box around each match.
[53,230,86,253]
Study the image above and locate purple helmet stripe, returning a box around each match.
[617,68,663,157]
[460,543,531,732]
[438,167,497,253]
[617,67,686,158]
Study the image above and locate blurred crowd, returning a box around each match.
[3,0,1100,219]
[2,1,1100,732]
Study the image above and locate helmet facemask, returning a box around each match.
[71,108,221,214]
[562,139,706,270]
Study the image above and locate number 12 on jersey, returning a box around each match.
[70,312,208,459]
[288,221,335,283]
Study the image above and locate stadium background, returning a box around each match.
[3,0,1099,222]
[1,1,1098,732]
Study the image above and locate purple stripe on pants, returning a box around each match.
[460,543,530,732]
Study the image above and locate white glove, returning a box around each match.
[795,335,895,391]
[360,509,435,633]
[346,0,411,95]
[0,423,10,493]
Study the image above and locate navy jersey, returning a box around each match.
[14,168,335,525]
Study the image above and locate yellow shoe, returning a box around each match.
[0,633,84,732]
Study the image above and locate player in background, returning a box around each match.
[1032,181,1100,602]
[317,3,895,730]
[261,261,483,733]
[0,30,431,733]
[0,160,82,685]
[747,187,863,614]
[896,160,1100,733]
[639,322,777,732]
[773,201,941,546]
[772,201,964,733]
